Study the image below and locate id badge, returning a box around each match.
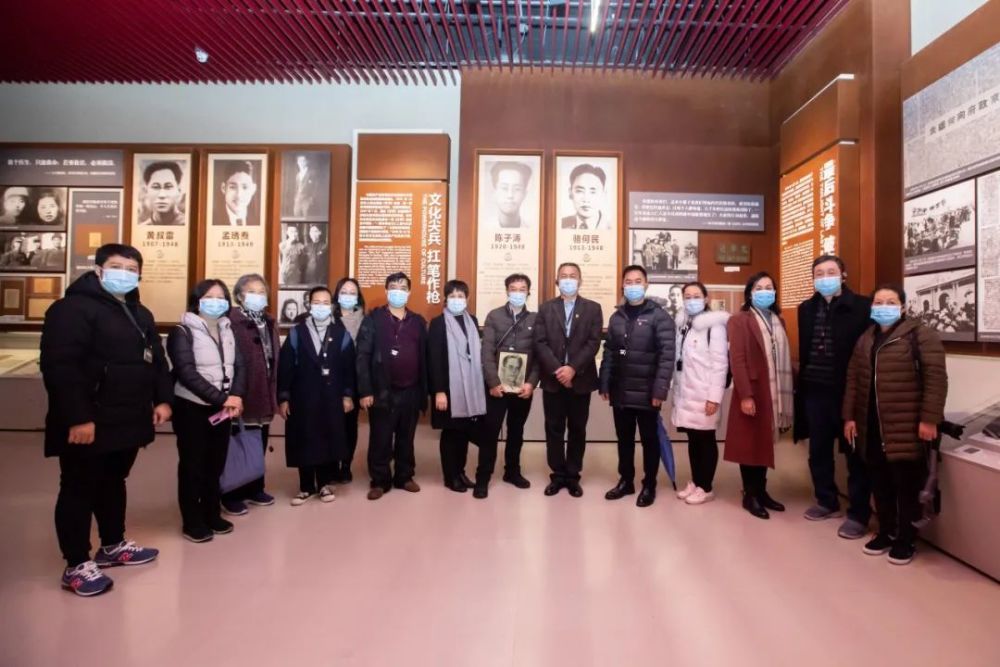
[143,347,154,364]
[321,368,330,377]
[619,349,627,356]
[391,348,399,357]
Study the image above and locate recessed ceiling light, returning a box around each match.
[194,47,209,64]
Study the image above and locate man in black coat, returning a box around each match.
[533,262,603,497]
[40,244,173,597]
[356,272,428,500]
[599,265,675,507]
[795,254,873,538]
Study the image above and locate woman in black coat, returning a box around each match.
[278,286,356,506]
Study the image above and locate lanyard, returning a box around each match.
[752,308,779,365]
[564,302,575,338]
[310,320,334,367]
[495,308,524,352]
[117,301,148,345]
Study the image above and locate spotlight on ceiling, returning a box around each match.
[194,46,209,64]
[590,0,602,33]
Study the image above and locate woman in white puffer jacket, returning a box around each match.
[671,282,731,505]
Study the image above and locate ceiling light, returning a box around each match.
[194,47,209,64]
[590,0,602,33]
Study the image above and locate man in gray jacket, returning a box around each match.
[479,274,539,493]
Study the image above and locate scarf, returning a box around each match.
[241,307,274,373]
[306,317,331,354]
[444,310,487,418]
[752,308,794,438]
[339,308,364,342]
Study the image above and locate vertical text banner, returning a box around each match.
[354,181,448,320]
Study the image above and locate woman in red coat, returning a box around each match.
[725,272,795,519]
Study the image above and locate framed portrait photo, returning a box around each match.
[498,351,528,393]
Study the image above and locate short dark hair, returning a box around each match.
[221,160,255,183]
[568,164,607,188]
[444,280,469,298]
[188,279,232,313]
[621,264,647,280]
[333,277,365,319]
[682,281,709,301]
[143,161,182,185]
[556,262,582,277]
[742,271,781,314]
[96,243,144,270]
[385,272,411,289]
[504,273,532,291]
[872,283,906,304]
[490,161,532,187]
[812,254,845,273]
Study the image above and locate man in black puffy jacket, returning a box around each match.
[599,265,675,507]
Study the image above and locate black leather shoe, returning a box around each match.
[473,484,488,499]
[743,494,770,519]
[636,485,656,508]
[566,481,584,498]
[459,473,475,490]
[446,479,468,493]
[760,492,786,512]
[544,481,563,496]
[605,479,636,500]
[503,472,531,489]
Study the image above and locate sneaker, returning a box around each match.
[804,504,842,521]
[319,486,336,503]
[888,542,916,566]
[61,561,113,597]
[685,487,715,505]
[183,526,214,543]
[863,533,894,556]
[221,499,248,516]
[208,517,234,535]
[676,481,696,500]
[246,491,275,506]
[838,518,869,540]
[291,491,314,506]
[95,540,159,567]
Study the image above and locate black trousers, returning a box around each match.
[55,447,139,568]
[440,419,482,484]
[173,398,230,532]
[298,463,337,493]
[542,389,591,483]
[336,407,360,479]
[805,391,872,522]
[221,424,270,502]
[367,386,421,489]
[479,393,533,480]
[612,407,660,487]
[740,464,768,496]
[686,429,719,492]
[867,438,926,545]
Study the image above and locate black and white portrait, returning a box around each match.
[278,289,309,326]
[0,186,68,229]
[279,222,329,288]
[0,231,66,272]
[133,155,190,227]
[631,229,698,281]
[281,151,330,221]
[498,351,528,392]
[555,155,619,231]
[646,283,685,320]
[208,155,266,227]
[903,179,976,275]
[477,155,541,229]
[904,268,976,341]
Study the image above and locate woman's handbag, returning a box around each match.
[219,421,266,493]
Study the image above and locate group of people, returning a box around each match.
[904,205,971,258]
[908,289,976,334]
[278,223,328,286]
[0,186,66,226]
[39,243,948,598]
[638,231,687,272]
[0,232,66,269]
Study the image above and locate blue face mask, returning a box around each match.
[311,304,332,321]
[99,268,139,296]
[685,298,706,316]
[871,305,902,327]
[387,289,409,309]
[199,297,229,319]
[558,278,579,297]
[814,276,842,297]
[446,297,467,316]
[338,294,358,311]
[623,284,646,303]
[243,293,267,313]
[751,290,776,310]
[507,292,527,309]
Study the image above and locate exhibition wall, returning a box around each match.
[910,0,990,55]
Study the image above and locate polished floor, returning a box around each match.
[0,429,997,667]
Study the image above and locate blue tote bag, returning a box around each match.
[219,422,266,493]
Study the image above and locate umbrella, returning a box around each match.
[656,414,677,490]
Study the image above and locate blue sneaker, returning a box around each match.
[61,561,113,597]
[95,540,159,567]
[246,491,275,507]
[221,499,249,516]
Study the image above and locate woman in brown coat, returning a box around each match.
[843,284,947,565]
[725,272,795,519]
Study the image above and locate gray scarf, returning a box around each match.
[444,311,487,418]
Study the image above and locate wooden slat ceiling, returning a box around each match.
[1,0,850,85]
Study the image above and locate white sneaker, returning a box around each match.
[676,481,696,500]
[319,486,336,503]
[685,487,715,505]
[291,492,314,506]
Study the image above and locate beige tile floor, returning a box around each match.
[0,428,997,667]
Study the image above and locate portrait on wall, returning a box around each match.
[280,150,330,221]
[555,155,619,231]
[0,231,67,273]
[646,283,685,321]
[498,351,528,393]
[0,186,68,229]
[903,179,976,275]
[132,154,191,227]
[630,229,698,282]
[279,221,329,288]
[477,156,540,230]
[278,289,309,326]
[904,267,977,341]
[208,156,265,227]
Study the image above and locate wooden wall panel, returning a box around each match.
[779,77,860,174]
[356,133,450,182]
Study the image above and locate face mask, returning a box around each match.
[814,276,842,297]
[199,298,229,319]
[447,297,467,316]
[558,278,579,297]
[871,305,901,327]
[243,293,267,313]
[685,298,706,316]
[338,294,358,311]
[387,289,409,309]
[311,304,332,321]
[99,268,139,296]
[623,284,645,302]
[751,290,776,310]
[507,292,527,309]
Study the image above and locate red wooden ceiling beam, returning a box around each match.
[682,0,736,77]
[743,0,813,79]
[726,0,787,77]
[378,0,431,84]
[752,0,825,80]
[654,0,709,76]
[709,0,772,78]
[302,0,374,83]
[643,0,683,73]
[765,0,848,78]
[411,0,457,83]
[607,0,641,69]
[198,0,283,82]
[358,0,415,83]
[274,0,344,82]
[499,0,516,70]
[345,0,404,83]
[222,0,300,82]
